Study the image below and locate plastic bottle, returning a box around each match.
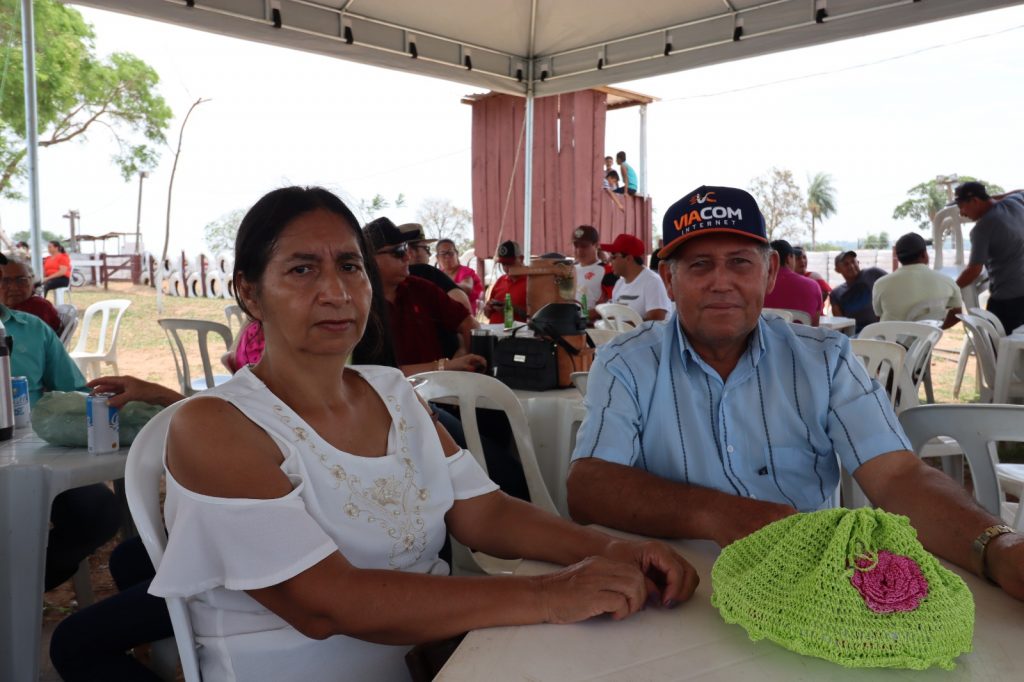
[580,292,589,321]
[503,293,514,329]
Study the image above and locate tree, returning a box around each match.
[892,176,1004,230]
[806,172,837,248]
[357,193,406,220]
[748,168,807,241]
[417,198,472,247]
[203,208,246,255]
[862,231,890,249]
[0,1,173,199]
[13,228,63,244]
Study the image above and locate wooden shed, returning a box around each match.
[464,87,655,261]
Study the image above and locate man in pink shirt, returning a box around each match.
[763,239,822,325]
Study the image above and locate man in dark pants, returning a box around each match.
[954,181,1024,333]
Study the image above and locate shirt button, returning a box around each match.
[727,445,734,453]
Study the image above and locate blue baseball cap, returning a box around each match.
[658,185,768,259]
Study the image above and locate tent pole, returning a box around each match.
[20,0,43,278]
[522,87,535,265]
[639,103,648,197]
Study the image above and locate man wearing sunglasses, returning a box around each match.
[954,181,1024,334]
[397,222,472,315]
[365,218,485,374]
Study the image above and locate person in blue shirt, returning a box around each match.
[613,151,637,196]
[1,254,120,594]
[566,185,1024,601]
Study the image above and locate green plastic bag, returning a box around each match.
[30,391,164,448]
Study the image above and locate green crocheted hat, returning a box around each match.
[711,508,974,670]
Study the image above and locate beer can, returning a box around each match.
[12,376,30,428]
[87,393,120,454]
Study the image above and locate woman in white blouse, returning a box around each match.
[150,187,698,681]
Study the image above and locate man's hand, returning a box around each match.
[984,532,1024,600]
[86,376,184,408]
[446,354,487,373]
[601,539,699,607]
[707,496,797,547]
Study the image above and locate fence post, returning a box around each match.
[181,250,188,298]
[101,253,109,290]
[200,254,208,297]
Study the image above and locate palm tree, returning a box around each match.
[806,172,837,248]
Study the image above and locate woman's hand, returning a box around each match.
[446,353,487,373]
[532,556,648,623]
[601,539,700,607]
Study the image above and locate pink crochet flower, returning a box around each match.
[850,550,929,613]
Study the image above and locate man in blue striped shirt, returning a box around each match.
[566,185,1024,599]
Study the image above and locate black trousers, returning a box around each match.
[43,276,70,297]
[988,296,1024,335]
[46,484,121,591]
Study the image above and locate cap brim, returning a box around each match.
[658,228,768,260]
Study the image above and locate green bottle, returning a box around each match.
[503,293,514,329]
[580,292,589,320]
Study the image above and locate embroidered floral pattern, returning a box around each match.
[272,394,430,569]
[850,550,929,614]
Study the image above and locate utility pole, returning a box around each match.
[135,171,149,253]
[62,210,80,252]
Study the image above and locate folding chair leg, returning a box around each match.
[71,559,95,607]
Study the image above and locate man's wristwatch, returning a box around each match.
[971,524,1016,582]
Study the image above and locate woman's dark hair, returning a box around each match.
[233,186,395,366]
[436,238,458,254]
[48,240,65,253]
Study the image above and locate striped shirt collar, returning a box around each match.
[671,310,767,380]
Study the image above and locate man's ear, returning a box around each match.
[659,260,675,302]
[765,251,781,294]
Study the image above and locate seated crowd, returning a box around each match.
[11,181,1023,682]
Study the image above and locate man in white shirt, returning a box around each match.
[572,225,611,318]
[600,233,671,321]
[872,232,962,329]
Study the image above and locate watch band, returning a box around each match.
[971,524,1015,581]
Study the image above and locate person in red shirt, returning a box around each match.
[41,240,72,299]
[483,240,528,324]
[1,259,62,333]
[365,217,485,374]
[792,245,831,306]
[764,240,823,325]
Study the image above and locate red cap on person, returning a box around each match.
[599,234,645,258]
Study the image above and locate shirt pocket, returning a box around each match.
[760,445,835,511]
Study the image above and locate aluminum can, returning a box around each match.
[12,376,30,428]
[87,393,120,454]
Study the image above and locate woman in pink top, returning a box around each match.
[436,239,482,313]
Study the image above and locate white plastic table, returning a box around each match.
[820,315,856,335]
[993,333,1024,404]
[0,427,129,682]
[438,533,1024,681]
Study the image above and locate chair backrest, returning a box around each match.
[595,303,643,331]
[849,339,906,408]
[899,404,1024,518]
[569,371,588,396]
[585,328,621,346]
[785,309,813,325]
[969,307,1007,338]
[906,298,947,322]
[59,316,79,350]
[158,319,233,396]
[56,304,79,348]
[224,304,246,337]
[125,402,203,682]
[957,313,998,401]
[70,299,132,356]
[411,371,557,515]
[858,321,942,409]
[762,308,794,323]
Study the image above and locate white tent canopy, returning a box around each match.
[76,0,1021,97]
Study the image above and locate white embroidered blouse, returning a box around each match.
[149,365,498,681]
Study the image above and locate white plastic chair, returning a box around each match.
[849,339,906,408]
[224,303,246,337]
[158,319,234,396]
[69,299,132,380]
[954,307,1007,399]
[585,328,621,346]
[411,370,558,574]
[54,286,70,306]
[56,303,79,349]
[762,308,794,323]
[569,371,588,397]
[899,404,1024,530]
[858,321,942,408]
[905,298,948,322]
[785,309,813,325]
[125,402,204,682]
[595,303,643,331]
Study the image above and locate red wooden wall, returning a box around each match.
[470,90,652,261]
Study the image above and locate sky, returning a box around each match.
[3,3,1024,256]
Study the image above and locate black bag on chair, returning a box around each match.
[493,333,559,391]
